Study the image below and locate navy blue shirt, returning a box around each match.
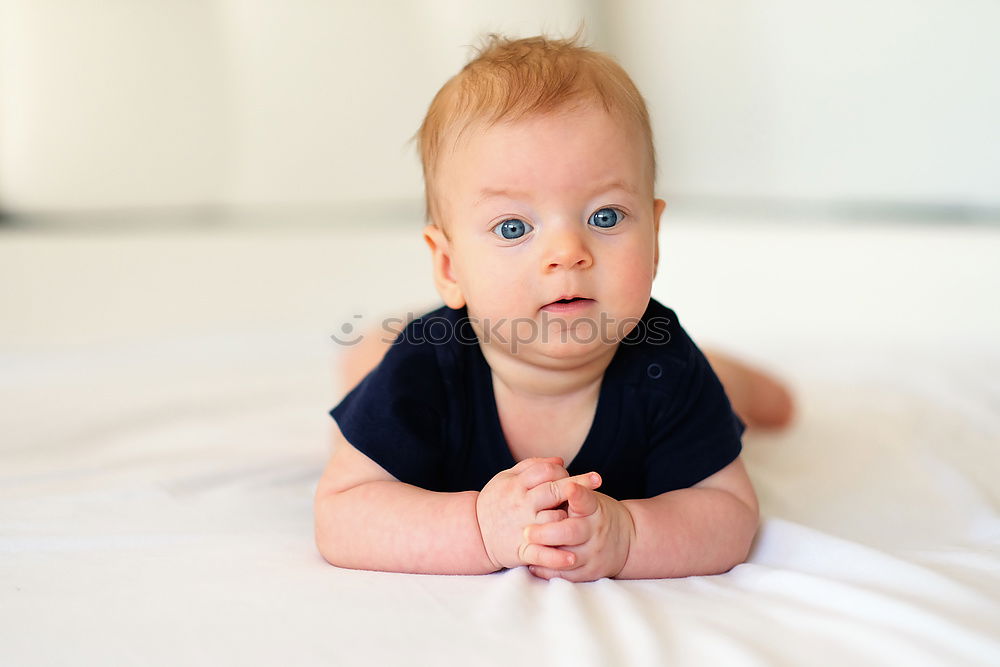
[329,298,745,500]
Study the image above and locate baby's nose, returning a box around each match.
[544,227,593,271]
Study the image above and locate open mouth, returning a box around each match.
[542,296,594,310]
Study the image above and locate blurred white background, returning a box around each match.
[3,9,999,662]
[1,0,998,376]
[1,0,998,221]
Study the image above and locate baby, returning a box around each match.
[315,34,792,581]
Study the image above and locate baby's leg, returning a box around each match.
[336,311,794,430]
[338,323,398,391]
[703,349,794,429]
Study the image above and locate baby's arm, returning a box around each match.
[314,423,599,575]
[314,429,490,574]
[525,457,758,581]
[617,457,758,579]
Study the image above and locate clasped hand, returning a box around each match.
[475,457,635,582]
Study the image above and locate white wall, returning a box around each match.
[0,0,599,214]
[1,0,997,216]
[609,0,1000,207]
[216,0,602,208]
[0,0,230,210]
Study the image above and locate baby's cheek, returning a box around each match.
[620,260,656,305]
[464,260,525,310]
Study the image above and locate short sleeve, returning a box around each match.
[329,332,447,490]
[644,337,745,497]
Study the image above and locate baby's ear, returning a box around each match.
[422,224,466,310]
[652,199,666,278]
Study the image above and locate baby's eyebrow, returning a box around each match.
[474,180,637,207]
[592,179,638,196]
[475,187,527,207]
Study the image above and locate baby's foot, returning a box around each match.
[704,349,795,430]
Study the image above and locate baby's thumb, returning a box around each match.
[566,481,600,518]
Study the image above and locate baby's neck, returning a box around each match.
[480,343,617,401]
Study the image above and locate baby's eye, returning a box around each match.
[588,207,625,229]
[492,218,533,240]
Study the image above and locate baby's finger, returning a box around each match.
[517,542,576,570]
[510,457,563,474]
[528,472,602,511]
[548,471,601,492]
[566,481,600,517]
[529,564,593,582]
[518,460,570,489]
[534,509,568,524]
[528,565,577,581]
[524,517,591,547]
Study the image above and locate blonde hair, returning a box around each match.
[416,33,656,229]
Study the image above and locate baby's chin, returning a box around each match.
[513,332,620,365]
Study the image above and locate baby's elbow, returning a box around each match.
[723,503,759,573]
[313,492,348,567]
[743,483,760,525]
[314,526,338,568]
[701,498,758,576]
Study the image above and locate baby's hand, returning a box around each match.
[476,457,602,572]
[524,482,635,582]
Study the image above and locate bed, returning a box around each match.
[2,213,998,665]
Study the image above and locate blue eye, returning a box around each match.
[493,218,533,240]
[589,207,624,228]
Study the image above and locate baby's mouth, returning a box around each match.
[541,296,595,312]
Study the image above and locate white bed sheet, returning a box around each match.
[2,216,999,665]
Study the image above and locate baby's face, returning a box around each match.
[428,104,664,365]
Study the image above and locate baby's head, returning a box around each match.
[418,34,666,366]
